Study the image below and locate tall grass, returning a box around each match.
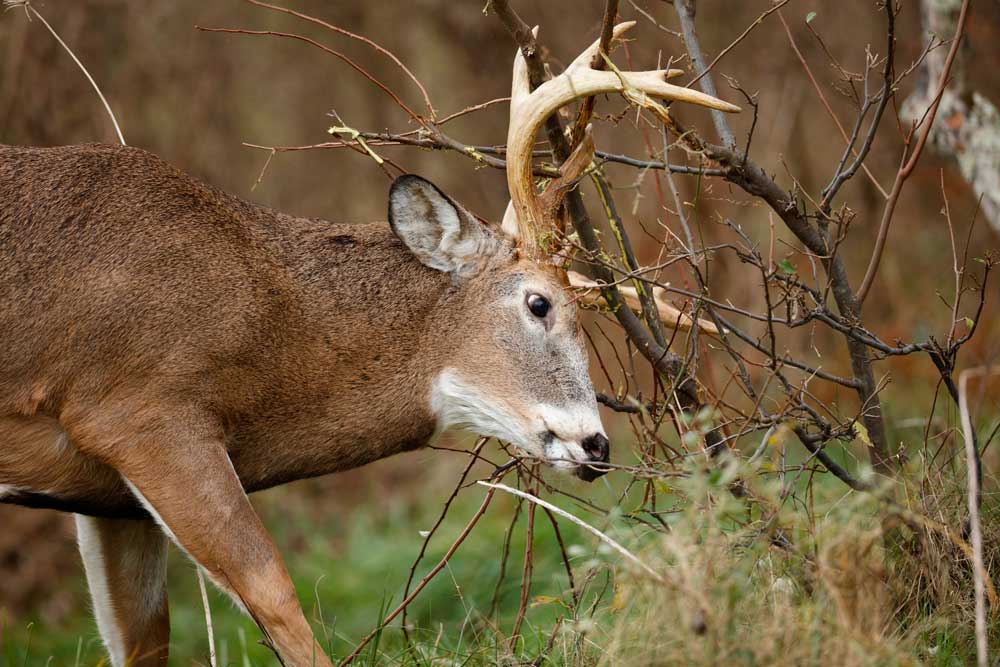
[2,440,994,666]
[590,458,998,667]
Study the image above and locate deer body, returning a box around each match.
[0,143,608,666]
[2,144,453,511]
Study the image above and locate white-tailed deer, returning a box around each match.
[0,22,735,667]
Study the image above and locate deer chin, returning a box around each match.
[541,434,610,482]
[539,432,584,468]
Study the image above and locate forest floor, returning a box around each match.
[3,404,997,667]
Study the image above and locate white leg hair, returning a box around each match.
[0,484,21,499]
[75,515,127,667]
[75,514,171,667]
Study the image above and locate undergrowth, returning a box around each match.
[2,439,995,667]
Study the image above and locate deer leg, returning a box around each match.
[75,516,170,667]
[67,413,330,667]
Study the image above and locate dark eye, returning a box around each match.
[527,294,551,318]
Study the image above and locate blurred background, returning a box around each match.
[1,0,998,663]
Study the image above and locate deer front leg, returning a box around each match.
[67,411,330,667]
[75,516,170,667]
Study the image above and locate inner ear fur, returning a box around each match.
[388,174,507,274]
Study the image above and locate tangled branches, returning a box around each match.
[202,0,996,663]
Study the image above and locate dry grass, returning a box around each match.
[556,457,1000,667]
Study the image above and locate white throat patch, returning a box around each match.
[430,369,530,451]
[429,369,605,471]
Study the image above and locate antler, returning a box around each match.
[501,21,740,252]
[501,21,737,335]
[567,271,721,335]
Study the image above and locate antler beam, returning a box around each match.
[501,21,741,252]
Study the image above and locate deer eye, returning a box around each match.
[527,294,551,319]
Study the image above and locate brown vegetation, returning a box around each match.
[2,0,998,664]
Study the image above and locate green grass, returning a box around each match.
[2,412,996,666]
[0,449,629,666]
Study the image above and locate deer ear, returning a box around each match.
[388,174,504,274]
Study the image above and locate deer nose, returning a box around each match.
[582,433,609,462]
[577,434,610,482]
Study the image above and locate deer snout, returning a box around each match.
[582,433,609,462]
[535,406,609,479]
[576,433,611,482]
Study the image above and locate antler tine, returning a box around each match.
[509,26,537,111]
[505,25,544,249]
[565,20,635,73]
[501,25,537,241]
[567,271,722,336]
[503,22,741,257]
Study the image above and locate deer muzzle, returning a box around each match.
[576,433,611,481]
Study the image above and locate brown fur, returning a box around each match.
[0,143,592,667]
[0,144,527,508]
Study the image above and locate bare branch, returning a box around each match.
[856,0,972,304]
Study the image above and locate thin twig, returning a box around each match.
[245,0,435,119]
[508,476,537,648]
[478,481,666,583]
[775,8,887,198]
[821,1,896,209]
[196,568,218,667]
[338,488,498,667]
[687,0,790,88]
[9,1,125,144]
[400,438,488,642]
[856,0,971,304]
[195,26,423,122]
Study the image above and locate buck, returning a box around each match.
[0,23,735,667]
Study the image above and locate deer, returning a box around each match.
[0,22,736,667]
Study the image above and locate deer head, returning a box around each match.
[391,23,737,480]
[389,174,610,480]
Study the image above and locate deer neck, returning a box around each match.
[227,216,460,489]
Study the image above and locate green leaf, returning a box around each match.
[778,258,797,275]
[653,480,674,495]
[530,595,560,607]
[965,317,975,330]
[854,422,873,448]
[805,11,817,23]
